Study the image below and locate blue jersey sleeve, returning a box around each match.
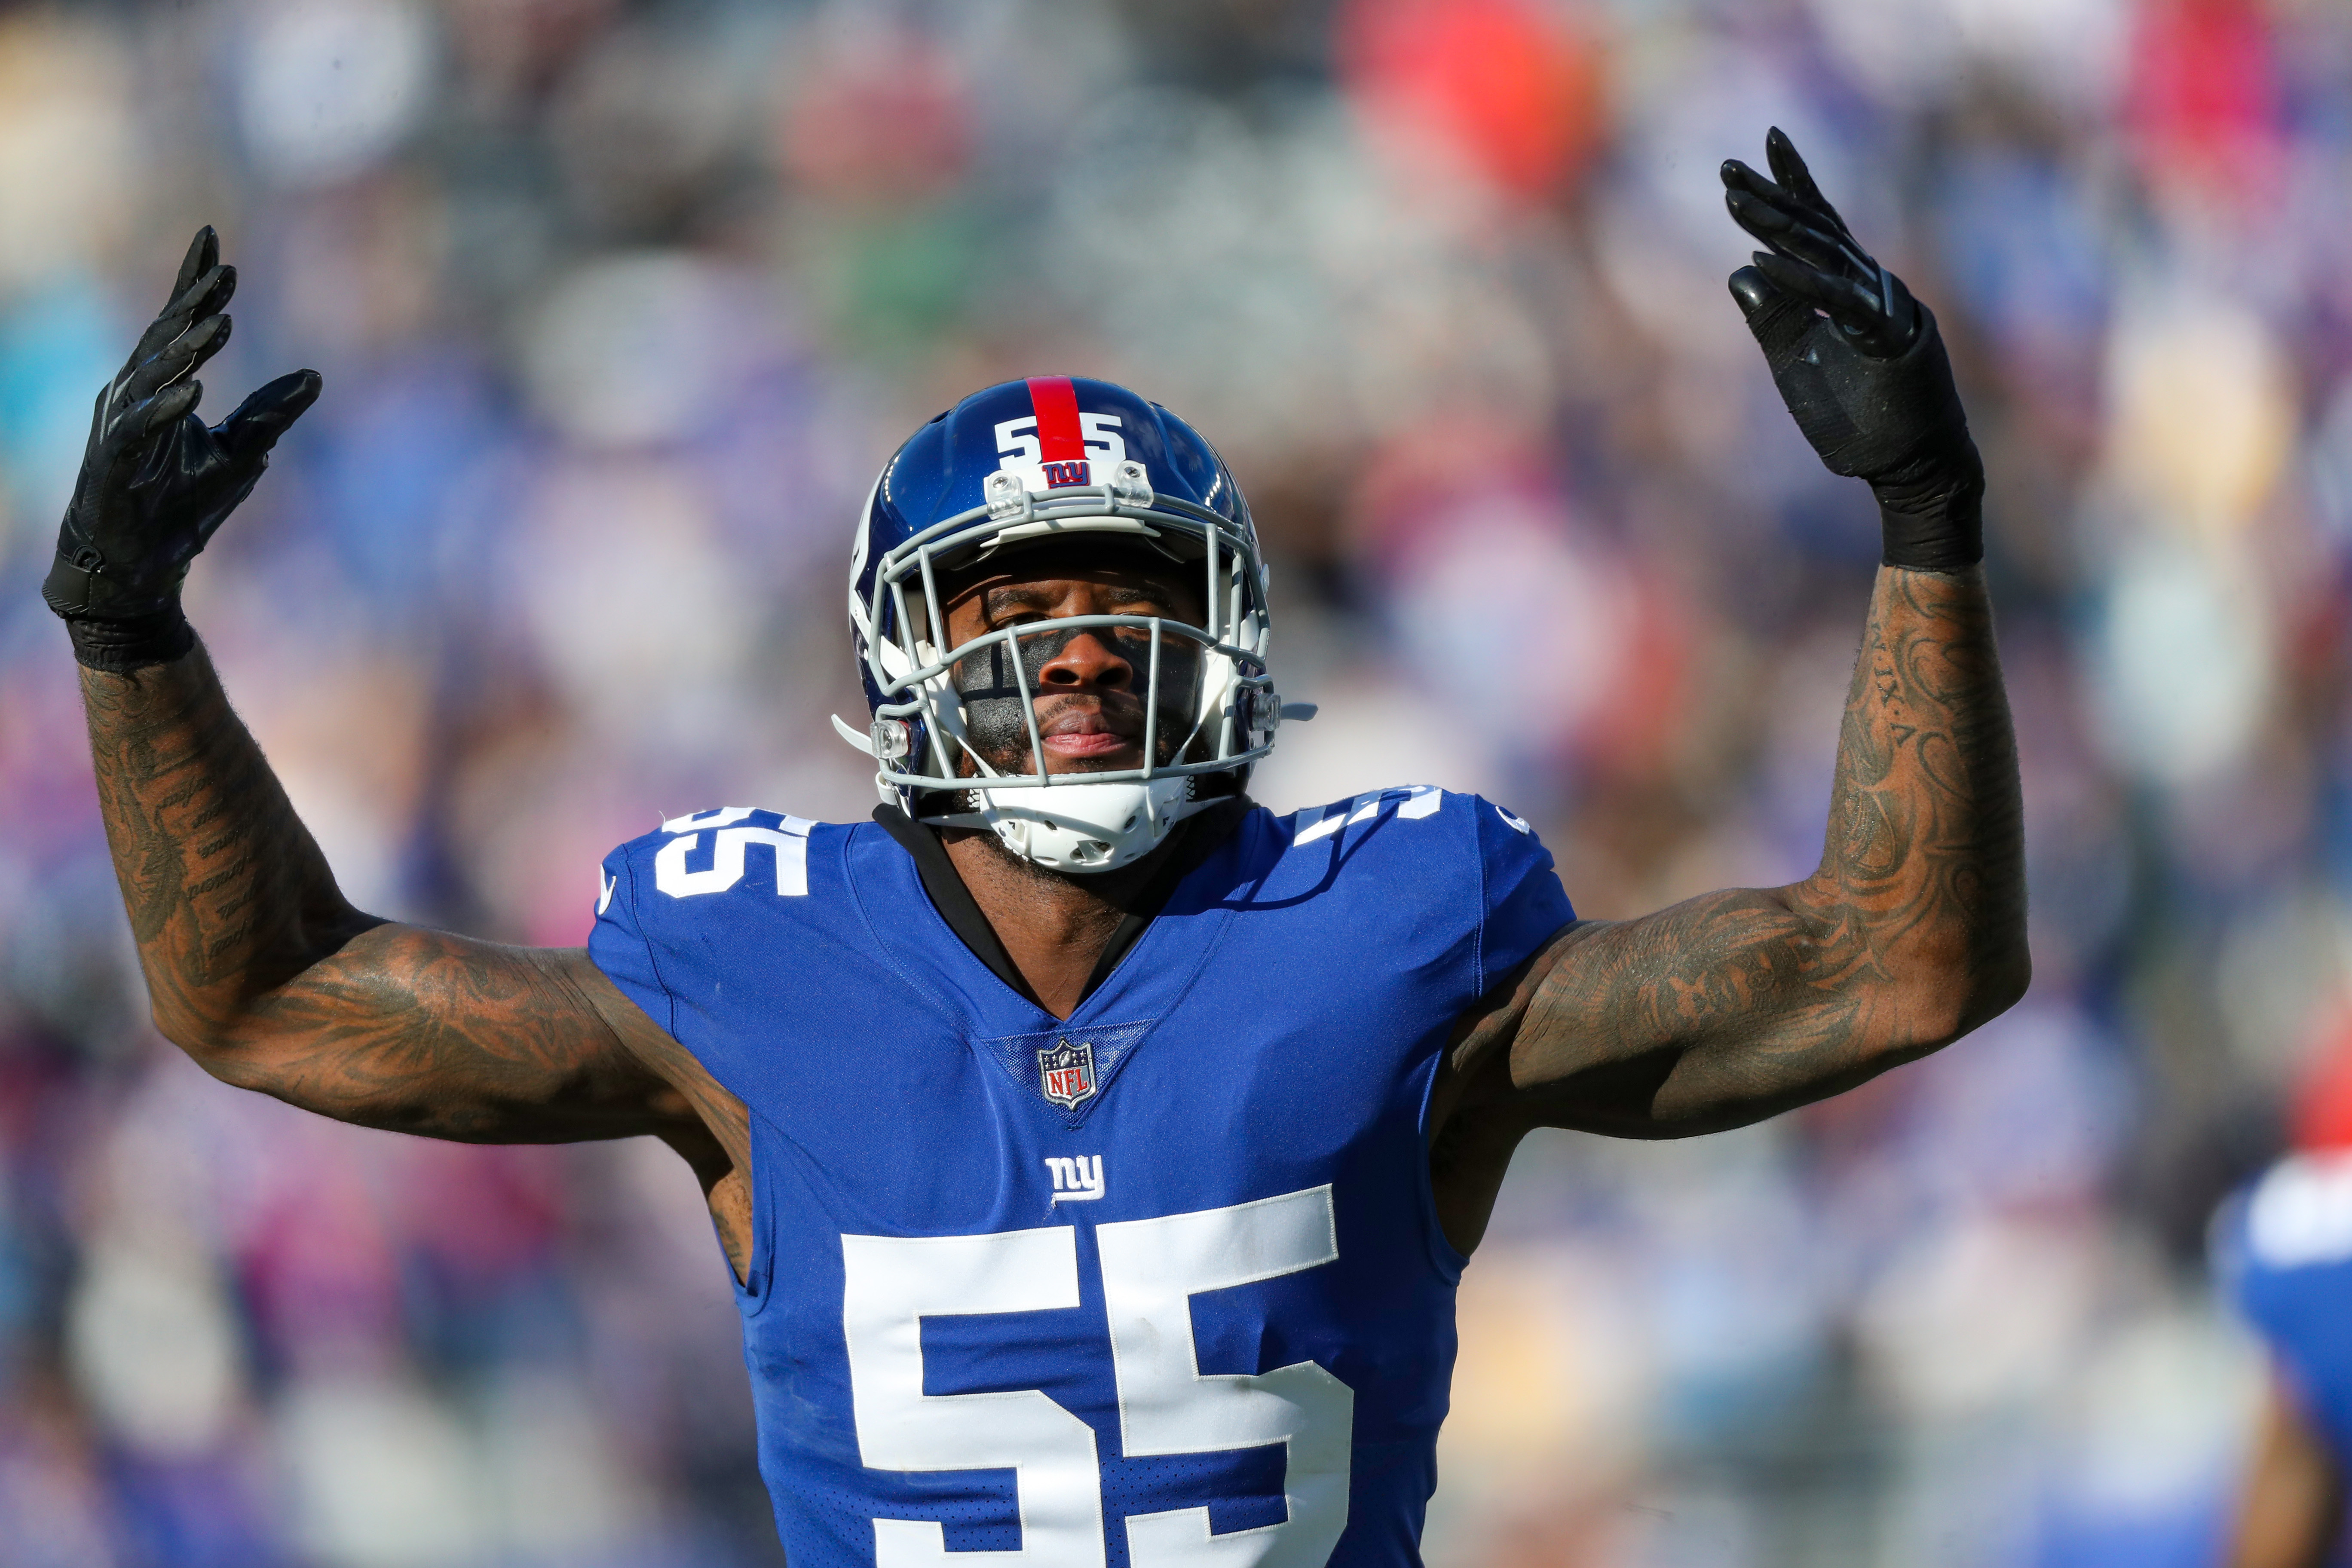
[1278,785,1574,999]
[2215,1157,2352,1464]
[1469,795,1575,989]
[588,837,676,1036]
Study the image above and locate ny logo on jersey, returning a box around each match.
[1043,1155,1103,1204]
[1038,1038,1097,1109]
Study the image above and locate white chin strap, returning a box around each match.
[974,776,1202,874]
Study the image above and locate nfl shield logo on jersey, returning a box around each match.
[1038,1038,1097,1109]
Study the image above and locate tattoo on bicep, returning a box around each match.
[209,935,624,1136]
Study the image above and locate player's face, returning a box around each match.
[939,554,1207,778]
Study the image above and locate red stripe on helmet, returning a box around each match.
[1024,376,1087,462]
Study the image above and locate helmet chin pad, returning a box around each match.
[973,777,1199,873]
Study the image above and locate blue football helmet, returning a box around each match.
[837,376,1298,873]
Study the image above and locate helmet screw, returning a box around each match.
[1110,460,1153,507]
[1245,688,1282,734]
[984,469,1031,522]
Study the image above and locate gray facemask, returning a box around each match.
[951,624,1204,774]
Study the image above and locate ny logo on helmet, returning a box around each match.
[1038,1038,1098,1109]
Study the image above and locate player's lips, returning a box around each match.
[1038,709,1140,758]
[1042,731,1133,757]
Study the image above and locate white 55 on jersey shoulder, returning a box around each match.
[1291,786,1442,847]
[649,808,814,900]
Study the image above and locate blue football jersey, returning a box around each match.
[2218,1152,2352,1490]
[590,787,1573,1568]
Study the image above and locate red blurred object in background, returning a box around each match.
[778,26,971,205]
[2125,0,2282,208]
[2294,1010,2352,1152]
[1338,0,1604,202]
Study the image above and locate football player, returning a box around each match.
[2217,1038,2352,1568]
[51,129,2024,1564]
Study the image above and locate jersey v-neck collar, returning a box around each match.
[869,799,1253,1019]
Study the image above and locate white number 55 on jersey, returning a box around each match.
[841,1186,1354,1566]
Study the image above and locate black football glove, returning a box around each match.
[1721,128,1983,572]
[43,227,320,671]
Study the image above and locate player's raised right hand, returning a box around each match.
[1721,129,1983,573]
[43,227,320,671]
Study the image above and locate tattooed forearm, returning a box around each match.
[77,643,732,1149]
[1456,566,2027,1140]
[83,643,369,1029]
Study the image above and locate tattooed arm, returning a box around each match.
[83,644,756,1270]
[1428,567,2025,1242]
[1426,129,2020,1192]
[53,229,756,1278]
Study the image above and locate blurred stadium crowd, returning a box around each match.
[0,0,2343,1563]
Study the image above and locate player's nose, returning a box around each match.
[1037,629,1132,690]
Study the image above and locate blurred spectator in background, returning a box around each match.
[2214,1024,2352,1568]
[0,0,2348,1563]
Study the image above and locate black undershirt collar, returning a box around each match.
[873,798,1252,1014]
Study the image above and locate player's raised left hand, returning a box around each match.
[43,226,321,671]
[1721,128,1983,572]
